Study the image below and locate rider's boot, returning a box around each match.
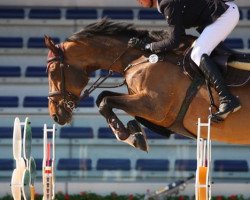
[199,54,241,120]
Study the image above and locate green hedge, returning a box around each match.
[1,193,249,200]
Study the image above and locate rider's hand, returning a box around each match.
[128,37,151,51]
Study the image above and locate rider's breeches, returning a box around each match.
[190,2,239,66]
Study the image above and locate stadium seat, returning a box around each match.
[57,158,92,170]
[60,127,94,139]
[27,37,60,48]
[248,9,250,20]
[144,128,168,139]
[0,159,14,170]
[23,96,48,107]
[0,96,18,107]
[25,66,47,77]
[174,134,192,140]
[175,159,197,171]
[136,159,169,171]
[97,127,115,139]
[100,69,122,77]
[0,8,25,19]
[96,159,131,170]
[89,71,96,77]
[0,66,21,77]
[138,9,164,20]
[0,127,12,138]
[32,127,53,139]
[214,160,249,172]
[29,8,61,19]
[239,9,243,20]
[66,8,98,19]
[102,9,133,20]
[78,96,94,107]
[35,159,42,171]
[224,38,244,49]
[0,37,23,48]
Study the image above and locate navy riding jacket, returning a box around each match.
[150,0,230,52]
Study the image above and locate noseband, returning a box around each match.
[47,44,80,112]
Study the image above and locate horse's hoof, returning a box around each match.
[134,132,148,152]
[127,120,149,152]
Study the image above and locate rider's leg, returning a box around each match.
[200,54,241,119]
[190,2,241,119]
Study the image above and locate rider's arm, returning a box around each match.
[148,0,183,52]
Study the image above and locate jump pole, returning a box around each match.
[195,117,212,200]
[11,117,36,200]
[43,124,56,200]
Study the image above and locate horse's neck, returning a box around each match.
[89,39,142,74]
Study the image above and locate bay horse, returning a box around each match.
[45,19,250,151]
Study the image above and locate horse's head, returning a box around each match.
[45,35,89,125]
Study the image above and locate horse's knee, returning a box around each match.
[98,96,112,119]
[96,91,113,107]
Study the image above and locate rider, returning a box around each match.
[128,0,241,120]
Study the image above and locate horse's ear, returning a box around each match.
[44,35,58,54]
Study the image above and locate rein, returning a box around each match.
[47,44,128,110]
[80,47,128,100]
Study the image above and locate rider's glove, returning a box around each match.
[128,37,152,51]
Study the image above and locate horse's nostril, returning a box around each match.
[52,114,59,123]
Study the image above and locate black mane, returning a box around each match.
[67,18,169,42]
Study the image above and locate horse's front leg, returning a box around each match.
[96,91,148,151]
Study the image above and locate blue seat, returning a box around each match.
[239,9,243,20]
[57,158,92,170]
[23,96,48,107]
[29,8,61,19]
[102,9,133,20]
[60,127,94,139]
[28,37,60,48]
[0,127,12,138]
[136,159,169,171]
[78,96,94,107]
[0,159,14,170]
[0,96,18,107]
[248,39,250,49]
[0,66,21,77]
[0,37,23,48]
[138,9,164,20]
[66,8,97,19]
[214,160,249,172]
[25,66,47,77]
[97,127,115,139]
[97,159,131,170]
[35,159,42,171]
[0,8,25,19]
[144,128,168,139]
[174,134,192,140]
[248,9,250,20]
[100,69,122,78]
[224,38,244,49]
[175,159,197,171]
[32,127,53,139]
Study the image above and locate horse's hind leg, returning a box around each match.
[96,91,148,151]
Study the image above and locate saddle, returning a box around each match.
[183,42,250,87]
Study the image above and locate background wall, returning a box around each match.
[0,0,249,7]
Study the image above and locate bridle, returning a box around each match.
[47,44,81,112]
[47,43,128,112]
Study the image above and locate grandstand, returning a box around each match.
[0,0,250,198]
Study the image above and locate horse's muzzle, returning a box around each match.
[51,106,72,125]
